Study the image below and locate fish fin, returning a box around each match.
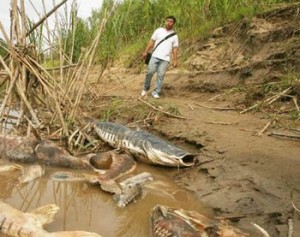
[27,204,60,225]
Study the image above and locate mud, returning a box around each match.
[1,3,300,237]
[0,163,208,237]
[83,4,300,236]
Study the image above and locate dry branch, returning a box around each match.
[268,132,300,140]
[251,222,270,237]
[26,0,68,36]
[194,102,237,111]
[291,189,300,213]
[138,98,189,120]
[288,218,294,237]
[0,56,19,118]
[240,86,294,114]
[265,87,292,105]
[257,120,276,137]
[187,104,194,110]
[205,121,238,125]
[240,103,259,114]
[46,64,77,71]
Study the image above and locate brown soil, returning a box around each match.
[86,3,300,237]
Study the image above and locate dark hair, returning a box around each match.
[166,15,176,24]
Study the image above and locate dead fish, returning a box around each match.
[118,172,154,189]
[0,163,23,173]
[52,151,137,195]
[18,164,45,184]
[113,184,142,208]
[94,122,196,167]
[0,200,102,237]
[150,205,250,237]
[51,171,96,183]
[35,141,90,169]
[91,151,137,182]
[112,172,153,207]
[0,134,38,162]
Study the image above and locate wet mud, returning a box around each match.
[0,162,209,237]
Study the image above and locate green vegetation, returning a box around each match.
[36,0,296,67]
[101,98,123,121]
[166,104,181,116]
[0,39,7,57]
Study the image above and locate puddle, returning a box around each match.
[0,162,209,237]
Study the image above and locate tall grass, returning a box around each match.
[88,0,297,66]
[0,39,7,57]
[46,0,298,66]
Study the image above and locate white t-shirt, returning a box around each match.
[151,27,179,62]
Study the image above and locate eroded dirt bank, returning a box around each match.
[89,3,300,236]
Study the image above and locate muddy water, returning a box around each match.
[0,162,210,237]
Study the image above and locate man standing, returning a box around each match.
[141,16,179,99]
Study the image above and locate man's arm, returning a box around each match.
[142,39,155,59]
[172,47,178,67]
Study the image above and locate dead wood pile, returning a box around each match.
[0,0,115,154]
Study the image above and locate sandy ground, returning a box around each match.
[85,4,300,236]
[91,63,300,237]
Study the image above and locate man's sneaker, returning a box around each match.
[141,90,147,97]
[152,91,160,99]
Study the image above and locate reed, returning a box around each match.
[80,0,296,65]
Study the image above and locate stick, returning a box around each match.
[205,121,237,125]
[268,132,300,140]
[257,120,273,137]
[291,189,300,213]
[26,0,69,36]
[288,128,300,134]
[138,98,189,120]
[46,64,77,71]
[288,218,293,237]
[266,87,292,105]
[240,103,259,114]
[251,222,270,237]
[188,104,194,110]
[0,56,19,118]
[208,93,222,101]
[194,102,237,111]
[16,81,41,127]
[293,96,299,111]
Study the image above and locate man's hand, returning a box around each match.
[142,52,148,59]
[142,40,155,60]
[172,47,178,67]
[172,59,178,67]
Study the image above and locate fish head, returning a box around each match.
[143,139,196,167]
[150,205,214,237]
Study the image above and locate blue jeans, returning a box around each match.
[143,57,169,94]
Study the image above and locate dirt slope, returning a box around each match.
[88,3,300,237]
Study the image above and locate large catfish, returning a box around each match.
[94,122,196,167]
